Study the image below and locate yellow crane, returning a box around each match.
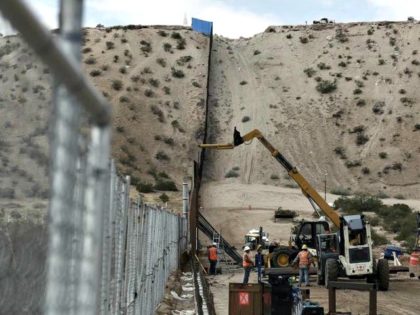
[199,127,340,227]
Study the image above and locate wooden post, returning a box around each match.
[369,289,377,315]
[328,286,336,314]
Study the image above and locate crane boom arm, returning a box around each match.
[199,128,341,227]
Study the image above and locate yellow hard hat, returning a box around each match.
[302,244,308,250]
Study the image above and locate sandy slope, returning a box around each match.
[204,22,420,199]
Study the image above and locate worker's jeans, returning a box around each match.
[299,266,309,285]
[209,260,217,275]
[243,267,252,284]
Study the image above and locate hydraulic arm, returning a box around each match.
[199,128,341,227]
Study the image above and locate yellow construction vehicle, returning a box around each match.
[200,127,389,290]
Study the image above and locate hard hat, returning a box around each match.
[244,246,251,251]
[302,244,308,250]
[212,242,217,246]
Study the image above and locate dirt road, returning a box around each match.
[207,270,420,315]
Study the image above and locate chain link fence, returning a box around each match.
[0,1,188,314]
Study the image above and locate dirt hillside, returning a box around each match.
[204,21,420,199]
[0,26,209,202]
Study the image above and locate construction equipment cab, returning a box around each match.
[200,127,389,290]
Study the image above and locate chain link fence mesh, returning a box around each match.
[0,2,188,314]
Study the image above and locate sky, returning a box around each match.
[0,0,420,38]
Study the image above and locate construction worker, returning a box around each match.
[255,244,264,283]
[208,243,218,275]
[243,246,254,284]
[293,244,312,286]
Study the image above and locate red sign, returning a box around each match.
[239,292,249,305]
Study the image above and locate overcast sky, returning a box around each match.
[1,0,419,38]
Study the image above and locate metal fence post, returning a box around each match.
[45,1,83,314]
[77,126,111,314]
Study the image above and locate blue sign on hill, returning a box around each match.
[192,18,213,36]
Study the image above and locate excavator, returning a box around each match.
[199,127,389,291]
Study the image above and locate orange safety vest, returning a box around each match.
[297,250,310,267]
[208,247,218,261]
[243,252,253,268]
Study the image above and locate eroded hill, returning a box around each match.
[0,26,209,200]
[204,21,420,199]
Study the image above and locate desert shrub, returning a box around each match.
[192,81,201,88]
[177,55,192,66]
[163,43,172,52]
[240,80,248,85]
[171,32,182,39]
[356,133,369,145]
[330,187,351,196]
[84,56,96,65]
[349,125,365,134]
[338,61,347,67]
[367,28,374,35]
[82,47,92,54]
[379,152,388,159]
[372,101,385,114]
[171,68,185,78]
[140,40,152,53]
[155,180,178,191]
[361,167,370,175]
[303,67,316,78]
[131,75,140,82]
[286,34,292,39]
[225,169,239,178]
[299,37,308,44]
[378,59,385,65]
[242,116,251,123]
[356,99,366,107]
[119,95,129,103]
[158,30,168,37]
[412,59,420,65]
[150,105,164,122]
[163,137,174,146]
[149,78,160,87]
[136,182,154,193]
[371,230,388,245]
[400,97,414,105]
[89,69,102,77]
[156,58,166,67]
[389,37,396,46]
[119,66,127,74]
[0,187,15,198]
[270,174,279,180]
[316,80,336,94]
[163,86,171,95]
[159,193,169,203]
[254,50,261,55]
[106,41,115,49]
[158,171,169,179]
[335,29,348,43]
[176,38,186,50]
[394,194,405,200]
[155,151,170,161]
[116,126,125,133]
[353,88,363,95]
[317,62,331,70]
[112,80,123,91]
[415,123,420,130]
[345,160,361,168]
[399,89,406,94]
[392,162,402,171]
[334,147,347,159]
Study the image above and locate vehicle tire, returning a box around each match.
[271,248,296,267]
[325,258,338,288]
[377,259,389,291]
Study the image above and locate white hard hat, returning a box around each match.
[244,246,251,251]
[302,244,308,250]
[212,242,217,246]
